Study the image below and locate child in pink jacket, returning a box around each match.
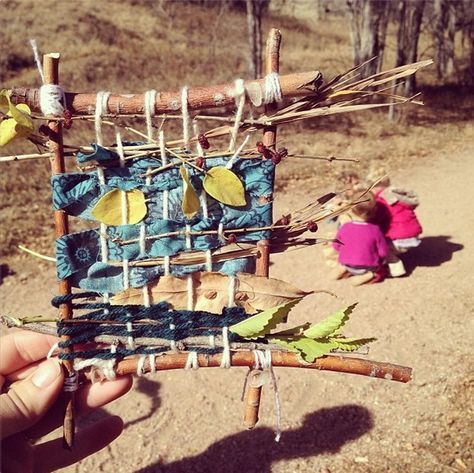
[371,176,422,277]
[332,192,389,286]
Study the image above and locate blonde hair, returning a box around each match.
[351,192,376,221]
[367,163,390,188]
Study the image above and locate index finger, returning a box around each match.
[0,331,59,378]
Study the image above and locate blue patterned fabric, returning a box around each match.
[54,150,274,293]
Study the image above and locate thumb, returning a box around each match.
[1,359,64,439]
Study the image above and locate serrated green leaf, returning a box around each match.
[180,165,200,218]
[271,322,311,337]
[303,303,358,339]
[229,298,301,340]
[91,188,147,225]
[329,337,376,351]
[272,336,339,362]
[203,167,246,206]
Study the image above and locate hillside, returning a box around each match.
[1,0,472,258]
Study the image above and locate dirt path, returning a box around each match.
[1,146,473,472]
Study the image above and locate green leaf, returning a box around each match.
[329,336,377,352]
[91,188,147,225]
[303,303,358,339]
[271,322,311,337]
[272,337,339,362]
[203,167,246,206]
[229,298,302,340]
[180,165,200,218]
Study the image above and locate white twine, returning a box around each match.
[46,342,59,359]
[159,131,171,276]
[227,275,236,308]
[229,79,245,152]
[94,91,110,147]
[116,129,131,291]
[217,223,225,243]
[126,320,135,350]
[184,351,199,370]
[193,121,212,272]
[136,355,147,377]
[220,326,231,368]
[169,323,177,351]
[253,350,282,442]
[74,345,117,380]
[185,224,194,310]
[148,353,157,374]
[205,249,213,272]
[144,89,157,140]
[142,285,151,308]
[29,40,66,116]
[30,39,45,83]
[226,134,250,170]
[181,86,190,150]
[263,72,283,104]
[40,84,66,116]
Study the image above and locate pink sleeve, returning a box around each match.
[332,227,344,252]
[376,229,389,260]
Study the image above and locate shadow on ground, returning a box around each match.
[137,404,373,473]
[403,235,463,275]
[79,377,162,428]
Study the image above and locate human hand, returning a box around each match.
[1,331,133,472]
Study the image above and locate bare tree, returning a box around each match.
[346,0,390,77]
[433,0,457,79]
[246,0,269,79]
[394,0,425,95]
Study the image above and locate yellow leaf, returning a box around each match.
[91,189,147,225]
[180,165,200,218]
[0,92,33,147]
[0,119,20,147]
[0,90,11,111]
[203,167,246,206]
[10,103,33,130]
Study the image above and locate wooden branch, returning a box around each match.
[43,53,75,450]
[0,316,369,356]
[9,70,321,115]
[111,351,412,383]
[251,28,282,430]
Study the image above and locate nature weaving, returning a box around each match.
[0,29,431,448]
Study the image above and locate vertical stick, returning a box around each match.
[245,28,282,431]
[43,53,75,449]
[255,28,281,279]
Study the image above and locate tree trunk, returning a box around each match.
[433,0,458,79]
[347,0,390,77]
[395,0,425,95]
[246,0,268,79]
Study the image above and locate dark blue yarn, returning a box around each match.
[53,292,255,359]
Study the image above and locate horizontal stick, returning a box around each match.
[0,316,368,355]
[10,71,322,115]
[113,351,412,383]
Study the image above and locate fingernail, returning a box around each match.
[32,360,61,388]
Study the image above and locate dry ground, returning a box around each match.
[1,142,473,472]
[1,1,473,472]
